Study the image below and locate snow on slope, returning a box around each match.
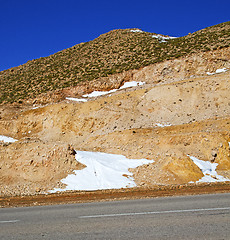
[130,29,177,42]
[66,81,145,101]
[50,151,154,192]
[0,135,17,143]
[156,123,172,127]
[207,68,228,75]
[82,89,117,98]
[66,97,87,102]
[82,81,144,98]
[119,81,145,89]
[188,156,230,183]
[152,34,177,42]
[130,29,143,33]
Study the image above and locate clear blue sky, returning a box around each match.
[0,0,229,71]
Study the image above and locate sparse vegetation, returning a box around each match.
[0,21,229,104]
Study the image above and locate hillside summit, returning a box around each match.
[0,21,229,104]
[0,22,230,198]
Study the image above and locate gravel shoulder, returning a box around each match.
[1,182,230,208]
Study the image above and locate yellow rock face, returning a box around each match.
[162,156,204,183]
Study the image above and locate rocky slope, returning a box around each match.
[0,46,230,196]
[0,21,229,104]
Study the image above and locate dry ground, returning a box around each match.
[1,49,230,197]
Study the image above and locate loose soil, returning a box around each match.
[1,182,230,208]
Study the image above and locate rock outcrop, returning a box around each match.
[0,47,230,196]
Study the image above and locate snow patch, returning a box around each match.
[83,89,117,98]
[216,68,228,73]
[188,156,230,183]
[156,123,172,127]
[50,151,154,192]
[0,135,18,143]
[130,29,143,33]
[66,97,88,102]
[207,68,228,75]
[83,81,145,98]
[130,29,177,42]
[119,81,145,89]
[152,34,177,43]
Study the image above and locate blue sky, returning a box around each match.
[0,0,229,71]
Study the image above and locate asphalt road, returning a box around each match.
[0,193,229,239]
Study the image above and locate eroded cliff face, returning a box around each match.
[132,46,230,83]
[13,47,230,106]
[0,48,230,196]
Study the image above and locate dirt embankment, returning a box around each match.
[0,47,230,197]
[14,46,230,106]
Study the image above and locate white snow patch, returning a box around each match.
[152,34,177,43]
[66,97,87,102]
[83,81,145,98]
[83,89,117,98]
[130,29,143,33]
[130,29,177,41]
[50,151,154,192]
[188,156,230,183]
[216,68,228,73]
[0,135,18,143]
[207,68,228,75]
[156,123,172,127]
[119,81,145,89]
[206,72,215,75]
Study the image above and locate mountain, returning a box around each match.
[0,22,230,198]
[0,21,229,104]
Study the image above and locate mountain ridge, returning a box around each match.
[0,21,229,104]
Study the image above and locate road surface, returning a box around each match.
[0,193,229,239]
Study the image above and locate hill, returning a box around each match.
[0,22,230,198]
[0,21,229,104]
